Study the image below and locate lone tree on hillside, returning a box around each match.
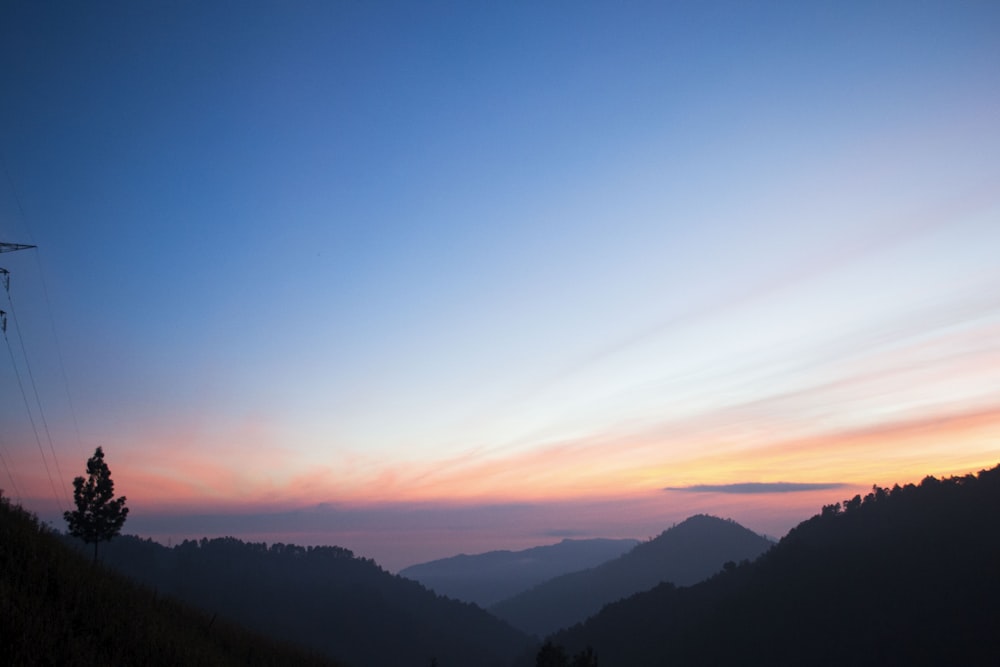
[64,446,129,562]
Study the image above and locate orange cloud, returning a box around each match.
[244,401,999,510]
[140,401,999,512]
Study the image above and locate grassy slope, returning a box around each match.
[0,494,340,667]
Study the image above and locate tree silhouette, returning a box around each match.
[536,641,599,667]
[570,646,599,666]
[64,446,129,562]
[536,641,569,667]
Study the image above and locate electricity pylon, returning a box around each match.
[1,242,35,253]
[0,241,34,332]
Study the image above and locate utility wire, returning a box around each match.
[4,329,62,510]
[0,441,23,502]
[3,151,75,509]
[31,249,85,452]
[4,288,69,510]
[2,152,33,239]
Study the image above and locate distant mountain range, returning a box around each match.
[491,514,773,637]
[543,465,1000,666]
[400,537,639,607]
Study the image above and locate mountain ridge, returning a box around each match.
[491,514,773,637]
[400,537,639,607]
[546,465,1000,666]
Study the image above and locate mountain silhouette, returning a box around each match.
[491,514,773,637]
[86,534,530,667]
[400,537,639,607]
[545,465,1000,666]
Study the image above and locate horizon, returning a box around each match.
[9,488,857,573]
[2,2,999,573]
[12,465,981,572]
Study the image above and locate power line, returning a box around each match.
[5,155,73,511]
[4,156,76,511]
[3,282,69,510]
[0,439,23,502]
[0,237,68,512]
[2,156,84,456]
[30,250,86,454]
[4,326,62,511]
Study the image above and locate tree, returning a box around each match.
[537,641,569,667]
[536,642,599,667]
[64,446,129,562]
[570,646,599,667]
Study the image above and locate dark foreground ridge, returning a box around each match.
[545,464,1000,666]
[0,492,338,667]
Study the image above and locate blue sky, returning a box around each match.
[2,1,999,569]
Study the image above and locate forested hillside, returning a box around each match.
[0,493,337,666]
[492,514,772,637]
[87,531,530,667]
[548,465,1000,666]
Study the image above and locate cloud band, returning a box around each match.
[665,482,847,494]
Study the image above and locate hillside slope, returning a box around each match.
[550,465,1000,666]
[400,537,639,607]
[0,493,337,667]
[90,532,531,667]
[491,514,772,637]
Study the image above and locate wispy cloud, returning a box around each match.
[665,482,847,494]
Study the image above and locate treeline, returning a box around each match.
[545,465,1000,666]
[88,530,530,667]
[0,492,338,666]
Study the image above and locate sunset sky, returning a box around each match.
[1,1,999,571]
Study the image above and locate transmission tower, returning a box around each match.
[1,242,36,254]
[0,241,34,297]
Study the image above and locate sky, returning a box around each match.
[1,1,999,571]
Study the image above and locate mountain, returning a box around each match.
[491,514,773,637]
[0,493,338,666]
[399,538,639,607]
[547,465,1000,666]
[86,532,531,667]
